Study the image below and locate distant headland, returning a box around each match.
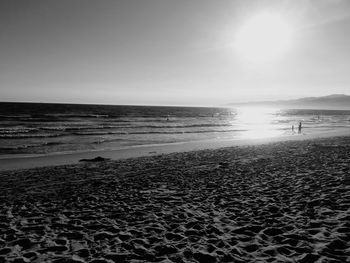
[227,94,350,110]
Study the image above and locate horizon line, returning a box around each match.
[1,93,349,108]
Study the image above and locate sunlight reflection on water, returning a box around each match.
[233,107,285,139]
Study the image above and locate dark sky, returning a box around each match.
[1,0,350,105]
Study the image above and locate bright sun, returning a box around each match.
[235,12,293,64]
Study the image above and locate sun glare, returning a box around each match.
[235,12,293,64]
[235,107,283,139]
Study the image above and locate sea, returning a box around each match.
[0,102,349,156]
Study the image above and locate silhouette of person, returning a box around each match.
[298,122,302,134]
[292,125,294,133]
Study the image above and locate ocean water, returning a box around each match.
[0,102,349,156]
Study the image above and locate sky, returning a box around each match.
[0,0,350,106]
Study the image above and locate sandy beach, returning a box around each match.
[0,136,349,262]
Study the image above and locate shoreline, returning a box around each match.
[0,128,349,171]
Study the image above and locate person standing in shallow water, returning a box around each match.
[298,122,302,134]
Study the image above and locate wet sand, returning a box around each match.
[1,128,349,171]
[0,136,349,262]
